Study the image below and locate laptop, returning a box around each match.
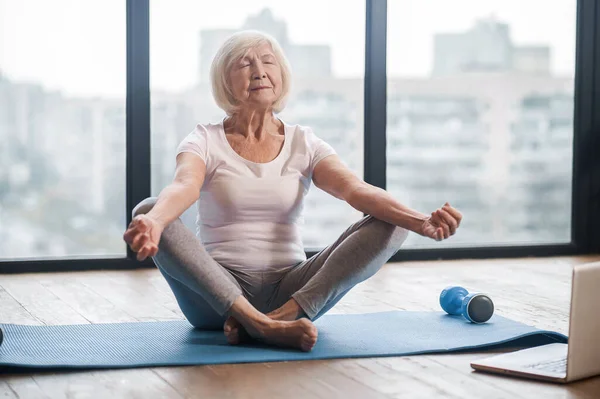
[470,261,600,383]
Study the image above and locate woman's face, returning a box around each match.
[228,43,283,111]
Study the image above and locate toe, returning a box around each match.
[301,333,317,351]
[224,326,238,335]
[225,329,240,345]
[223,317,247,346]
[223,316,238,331]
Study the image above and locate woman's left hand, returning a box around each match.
[419,203,463,241]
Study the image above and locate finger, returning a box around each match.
[136,247,148,261]
[427,226,438,240]
[435,211,450,237]
[149,245,159,257]
[437,228,443,241]
[424,225,437,240]
[123,217,147,242]
[436,216,450,239]
[430,212,442,226]
[132,215,151,233]
[123,225,138,243]
[443,205,462,224]
[129,219,150,235]
[137,244,153,261]
[131,234,149,252]
[443,204,463,227]
[437,209,458,235]
[142,243,159,260]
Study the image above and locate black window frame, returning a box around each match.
[1,0,598,273]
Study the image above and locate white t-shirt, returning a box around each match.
[176,119,336,271]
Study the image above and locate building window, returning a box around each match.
[0,0,126,260]
[386,2,575,247]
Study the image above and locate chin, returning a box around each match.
[249,98,277,107]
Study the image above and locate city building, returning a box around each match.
[433,16,551,75]
[0,14,574,259]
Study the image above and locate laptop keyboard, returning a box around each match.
[524,358,567,374]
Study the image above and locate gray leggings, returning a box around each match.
[133,197,409,329]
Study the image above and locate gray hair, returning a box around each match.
[209,30,292,115]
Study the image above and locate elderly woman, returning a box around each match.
[123,30,462,352]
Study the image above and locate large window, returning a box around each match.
[2,1,597,271]
[0,0,127,260]
[150,1,365,249]
[386,0,576,247]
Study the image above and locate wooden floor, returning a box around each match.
[1,256,600,399]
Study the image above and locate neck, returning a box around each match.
[226,109,280,141]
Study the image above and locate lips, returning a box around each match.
[250,86,271,91]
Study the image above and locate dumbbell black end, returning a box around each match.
[440,286,495,323]
[466,294,494,323]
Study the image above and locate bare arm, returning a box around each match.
[312,155,427,232]
[312,155,462,240]
[146,152,207,229]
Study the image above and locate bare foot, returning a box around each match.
[266,298,305,321]
[225,296,317,351]
[247,318,318,352]
[223,316,248,345]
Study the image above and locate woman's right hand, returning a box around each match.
[123,214,164,261]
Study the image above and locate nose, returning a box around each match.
[252,62,266,80]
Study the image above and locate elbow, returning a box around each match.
[345,181,371,208]
[171,181,201,202]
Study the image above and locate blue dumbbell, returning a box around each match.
[440,286,494,323]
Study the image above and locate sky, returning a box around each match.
[0,0,576,98]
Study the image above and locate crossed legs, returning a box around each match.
[133,197,408,351]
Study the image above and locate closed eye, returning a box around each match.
[261,55,276,65]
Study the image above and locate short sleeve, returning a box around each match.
[176,124,208,163]
[305,128,336,172]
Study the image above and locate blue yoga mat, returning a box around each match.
[0,311,567,370]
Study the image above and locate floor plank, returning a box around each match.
[0,286,40,325]
[3,376,48,399]
[1,255,599,398]
[36,273,136,324]
[77,271,182,322]
[1,278,89,325]
[154,362,368,399]
[0,381,18,399]
[30,369,183,399]
[327,358,466,399]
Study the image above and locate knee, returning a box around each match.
[132,197,158,218]
[390,225,409,248]
[370,218,409,250]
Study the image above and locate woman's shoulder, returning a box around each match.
[191,120,223,136]
[177,120,223,151]
[282,121,328,146]
[281,120,318,143]
[177,121,223,146]
[282,120,309,134]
